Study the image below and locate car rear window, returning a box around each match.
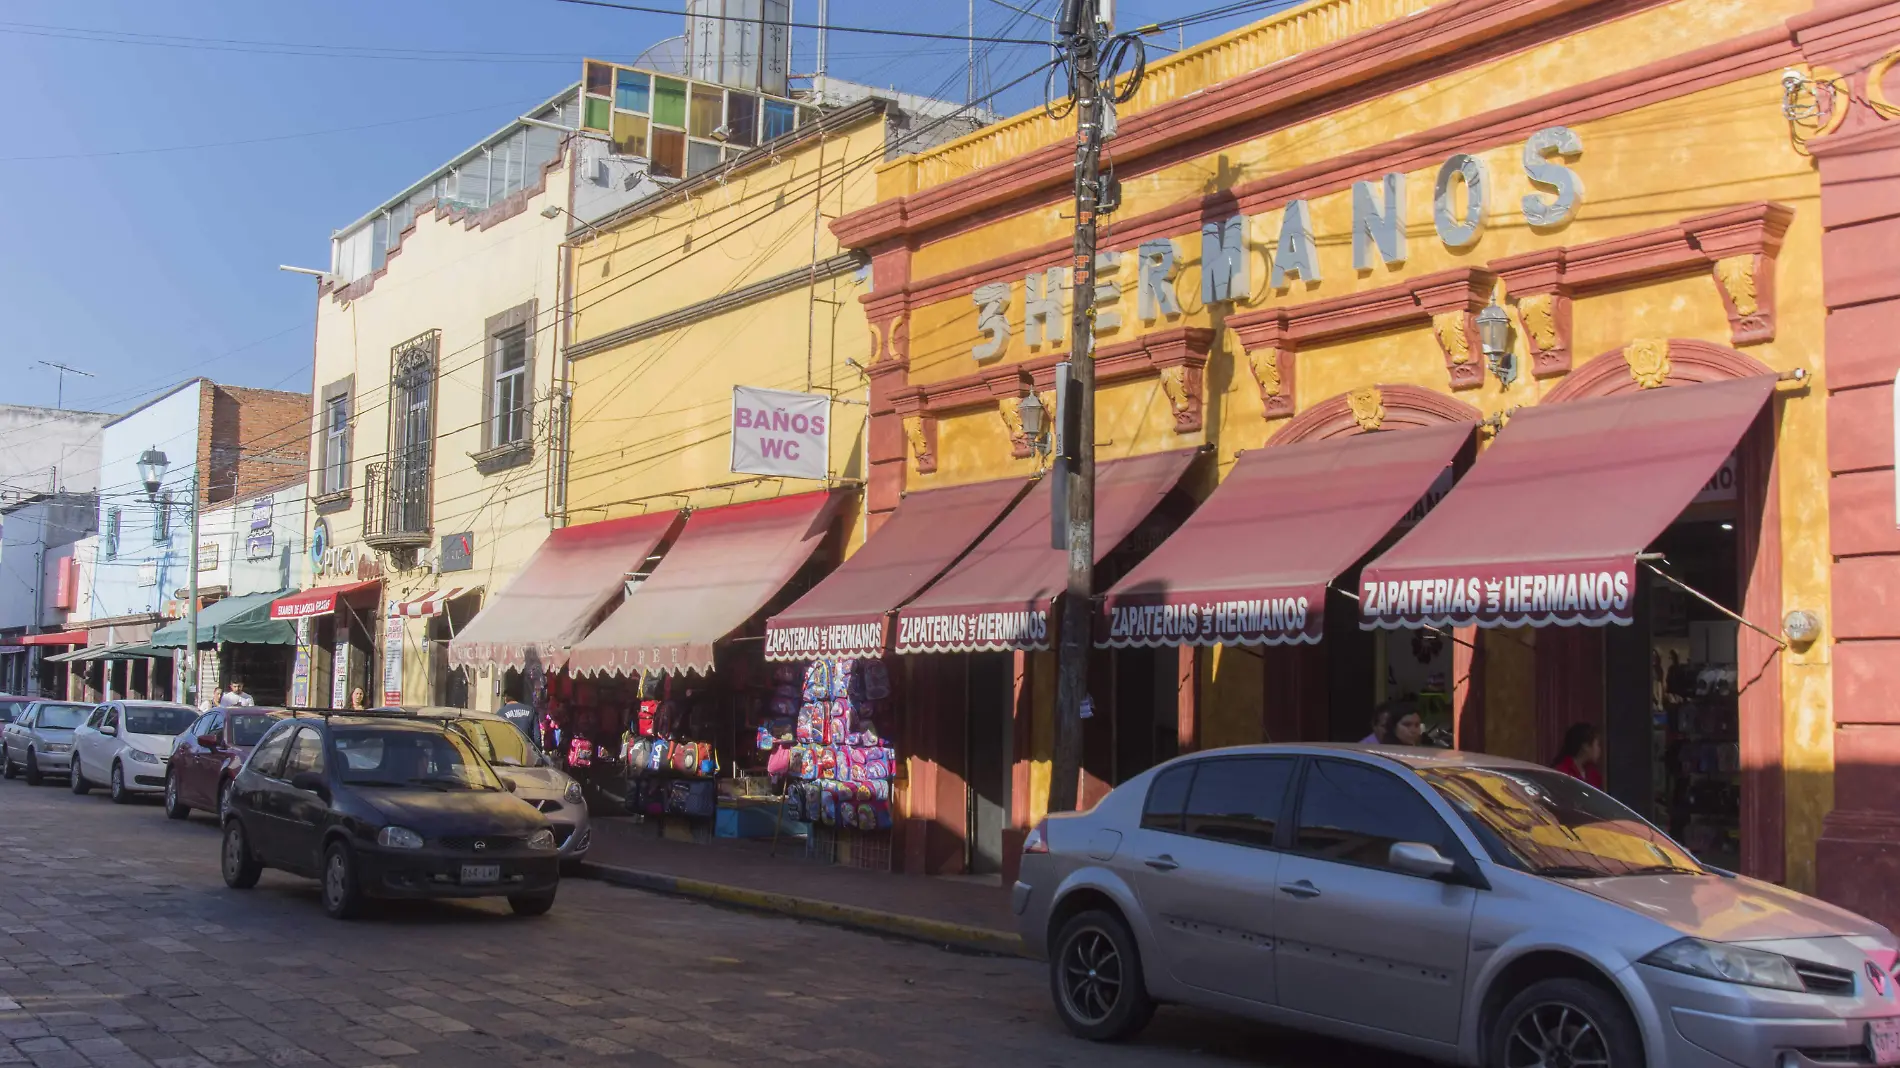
[1141,764,1193,832]
[124,706,196,737]
[228,714,278,747]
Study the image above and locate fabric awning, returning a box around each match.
[45,645,106,663]
[764,477,1030,661]
[1099,423,1473,648]
[894,448,1200,655]
[390,587,479,619]
[568,489,846,677]
[97,643,172,660]
[1359,375,1777,630]
[19,630,87,646]
[151,592,297,648]
[270,580,380,621]
[448,511,685,672]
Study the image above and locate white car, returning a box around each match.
[71,701,198,804]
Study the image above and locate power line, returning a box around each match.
[549,0,1050,45]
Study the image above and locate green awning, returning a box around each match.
[100,643,172,660]
[151,592,297,648]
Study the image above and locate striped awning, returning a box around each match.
[389,587,479,618]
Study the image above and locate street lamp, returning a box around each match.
[1018,391,1048,454]
[138,448,202,706]
[1477,301,1516,388]
[137,448,167,498]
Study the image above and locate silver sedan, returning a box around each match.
[1015,744,1900,1068]
[1,700,94,784]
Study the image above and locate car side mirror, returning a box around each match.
[499,776,518,793]
[197,733,222,749]
[290,771,327,797]
[1388,841,1458,879]
[99,725,117,737]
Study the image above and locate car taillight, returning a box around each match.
[1023,820,1049,855]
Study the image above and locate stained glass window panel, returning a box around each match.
[653,78,687,128]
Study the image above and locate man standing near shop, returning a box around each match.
[497,684,535,743]
[219,679,254,708]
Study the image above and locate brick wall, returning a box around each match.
[200,385,311,506]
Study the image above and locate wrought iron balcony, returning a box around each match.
[362,455,432,550]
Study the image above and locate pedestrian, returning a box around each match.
[496,685,535,741]
[1551,722,1604,788]
[349,686,368,711]
[219,679,254,707]
[1360,700,1424,746]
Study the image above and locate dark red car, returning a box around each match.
[164,707,298,820]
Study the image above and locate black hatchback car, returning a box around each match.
[219,714,560,919]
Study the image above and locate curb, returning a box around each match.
[573,861,1028,957]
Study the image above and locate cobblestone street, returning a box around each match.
[0,776,1421,1068]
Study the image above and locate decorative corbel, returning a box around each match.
[1410,270,1495,391]
[1682,203,1792,347]
[901,414,938,474]
[1489,248,1574,378]
[1227,308,1296,419]
[1156,365,1204,434]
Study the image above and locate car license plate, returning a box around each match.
[460,864,500,885]
[1871,1018,1900,1066]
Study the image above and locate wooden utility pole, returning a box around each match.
[1048,0,1106,815]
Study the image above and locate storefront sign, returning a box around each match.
[765,619,887,660]
[290,618,311,707]
[1692,455,1738,505]
[1104,595,1316,646]
[1358,564,1634,629]
[382,614,403,706]
[439,532,474,573]
[965,127,1583,359]
[137,560,159,587]
[331,618,350,709]
[894,609,1049,653]
[198,542,219,571]
[730,385,829,481]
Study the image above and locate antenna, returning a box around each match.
[36,360,94,409]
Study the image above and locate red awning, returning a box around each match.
[18,630,87,646]
[1359,375,1777,630]
[448,510,685,672]
[893,448,1199,655]
[568,490,846,677]
[1099,423,1472,648]
[764,477,1030,661]
[269,580,381,621]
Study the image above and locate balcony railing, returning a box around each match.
[362,454,432,549]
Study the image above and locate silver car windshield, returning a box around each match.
[452,719,543,768]
[1421,765,1706,878]
[32,704,89,730]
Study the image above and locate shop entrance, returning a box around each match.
[965,652,1013,876]
[1607,516,1741,871]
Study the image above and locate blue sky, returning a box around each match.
[0,0,1269,415]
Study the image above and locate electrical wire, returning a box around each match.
[550,0,1051,45]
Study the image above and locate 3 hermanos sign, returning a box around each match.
[731,385,830,481]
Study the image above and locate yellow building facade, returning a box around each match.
[829,0,1900,923]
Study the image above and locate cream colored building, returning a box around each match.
[301,88,579,711]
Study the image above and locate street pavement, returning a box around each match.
[0,774,1427,1068]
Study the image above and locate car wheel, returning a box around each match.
[24,750,42,786]
[164,772,190,820]
[1491,978,1645,1068]
[220,820,262,890]
[1049,909,1155,1042]
[508,889,557,917]
[1,745,15,779]
[321,841,365,920]
[62,753,79,792]
[109,762,130,804]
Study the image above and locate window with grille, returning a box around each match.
[105,508,121,559]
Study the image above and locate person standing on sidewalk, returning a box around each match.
[497,685,535,743]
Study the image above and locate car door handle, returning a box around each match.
[1278,880,1321,899]
[1144,855,1180,872]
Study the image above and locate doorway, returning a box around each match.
[965,652,1013,876]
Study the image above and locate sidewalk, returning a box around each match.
[575,815,1027,956]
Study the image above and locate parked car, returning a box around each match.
[1016,744,1900,1068]
[1,700,92,784]
[165,707,299,820]
[397,707,591,866]
[70,701,198,804]
[220,714,560,919]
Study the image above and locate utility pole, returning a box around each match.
[185,473,200,706]
[1048,0,1106,815]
